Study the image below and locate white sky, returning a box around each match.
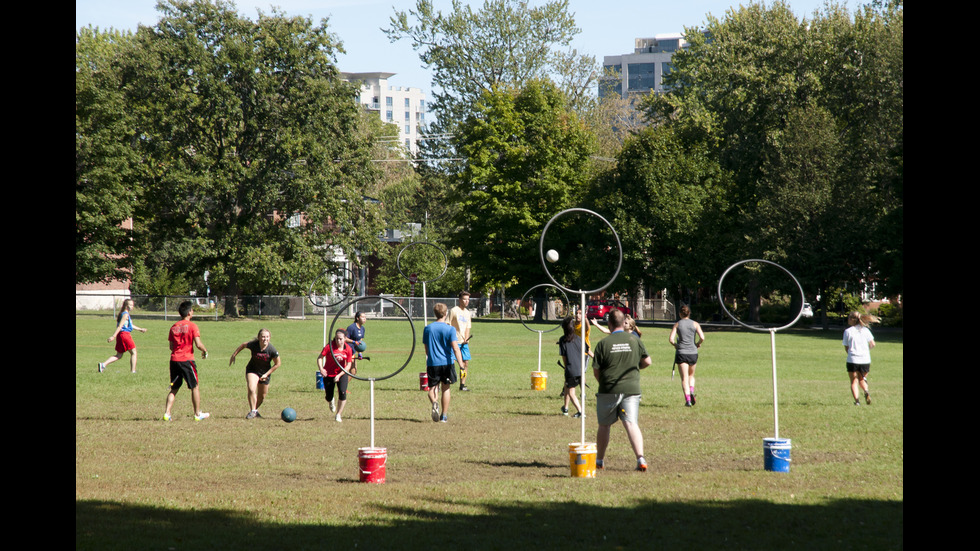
[76,0,844,95]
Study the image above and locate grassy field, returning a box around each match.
[76,313,903,550]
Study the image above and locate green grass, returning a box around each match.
[76,315,902,550]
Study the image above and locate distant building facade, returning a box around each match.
[342,72,427,155]
[599,34,688,99]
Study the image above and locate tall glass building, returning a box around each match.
[599,34,687,99]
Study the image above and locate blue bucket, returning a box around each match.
[763,437,791,472]
[315,371,324,390]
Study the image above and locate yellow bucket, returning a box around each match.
[568,442,597,478]
[531,371,548,391]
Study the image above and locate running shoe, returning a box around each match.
[431,402,440,422]
[685,400,693,407]
[329,399,336,413]
[636,457,648,472]
[459,383,470,392]
[98,362,105,373]
[690,393,696,406]
[335,414,342,423]
[246,410,257,419]
[561,407,569,416]
[162,413,171,421]
[194,412,210,421]
[865,392,871,405]
[596,459,604,470]
[572,412,583,418]
[440,413,448,423]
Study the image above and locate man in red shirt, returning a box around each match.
[164,301,210,421]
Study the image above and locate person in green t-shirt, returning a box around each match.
[592,309,651,471]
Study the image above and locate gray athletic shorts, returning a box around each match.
[595,393,641,426]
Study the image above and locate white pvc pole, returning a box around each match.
[423,281,428,326]
[770,329,779,439]
[537,331,542,372]
[370,379,376,448]
[579,292,586,445]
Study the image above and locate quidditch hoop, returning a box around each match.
[308,266,357,308]
[717,259,805,332]
[518,284,570,334]
[539,208,622,295]
[396,242,449,284]
[328,296,416,381]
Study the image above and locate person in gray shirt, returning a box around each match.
[668,304,705,407]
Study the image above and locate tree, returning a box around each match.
[385,0,597,134]
[76,27,139,284]
[585,125,731,306]
[119,1,384,313]
[449,80,594,292]
[643,1,903,311]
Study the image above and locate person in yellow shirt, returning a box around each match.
[448,291,473,391]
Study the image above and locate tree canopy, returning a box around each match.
[449,79,594,290]
[385,0,596,134]
[76,27,139,284]
[643,0,903,307]
[76,1,389,311]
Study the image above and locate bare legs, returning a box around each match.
[679,362,697,405]
[102,349,138,373]
[596,420,644,463]
[850,371,870,403]
[563,385,582,414]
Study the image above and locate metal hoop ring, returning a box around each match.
[327,296,416,382]
[716,259,805,332]
[539,208,622,295]
[518,284,571,334]
[396,241,449,284]
[308,266,357,308]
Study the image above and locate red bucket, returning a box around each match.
[358,447,387,483]
[419,372,429,391]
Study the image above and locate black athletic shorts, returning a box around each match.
[846,362,870,374]
[674,353,699,366]
[427,363,457,386]
[169,360,199,390]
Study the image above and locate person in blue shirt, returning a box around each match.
[423,303,465,423]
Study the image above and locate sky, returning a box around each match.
[76,0,843,95]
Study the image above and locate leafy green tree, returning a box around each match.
[120,1,383,313]
[384,0,599,295]
[385,0,597,133]
[644,1,903,312]
[586,126,731,305]
[76,27,139,284]
[449,80,594,292]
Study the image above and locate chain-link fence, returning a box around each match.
[75,293,677,322]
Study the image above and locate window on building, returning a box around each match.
[386,110,393,121]
[627,63,657,91]
[405,98,410,108]
[386,97,393,106]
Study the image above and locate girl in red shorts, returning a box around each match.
[99,298,147,373]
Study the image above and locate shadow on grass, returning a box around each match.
[77,497,902,550]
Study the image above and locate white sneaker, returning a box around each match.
[194,412,210,421]
[98,362,106,373]
[329,399,336,413]
[335,414,342,423]
[431,402,440,422]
